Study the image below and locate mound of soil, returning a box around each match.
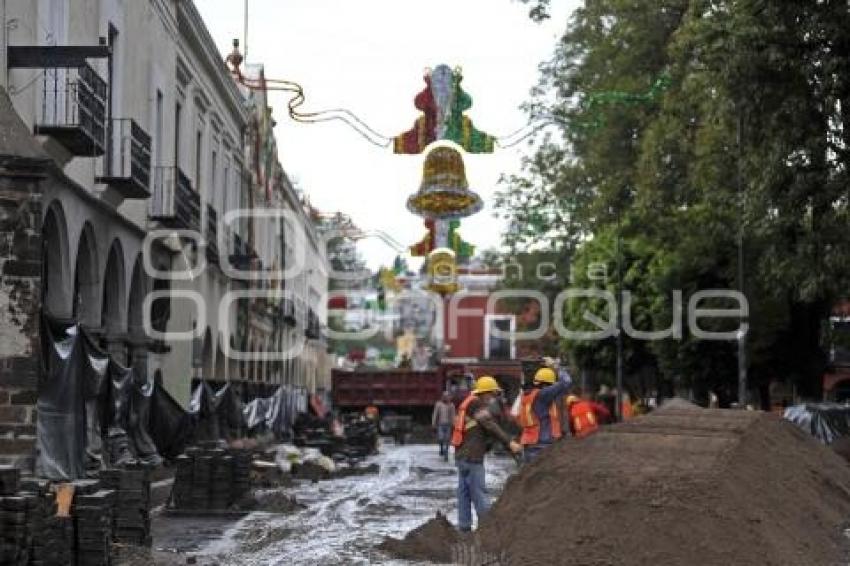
[377,512,461,563]
[658,397,700,411]
[474,407,850,565]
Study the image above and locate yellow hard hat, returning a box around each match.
[473,376,502,394]
[534,367,557,384]
[566,395,580,406]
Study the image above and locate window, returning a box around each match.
[222,157,230,213]
[211,149,217,204]
[174,102,182,167]
[195,130,202,189]
[108,24,120,118]
[154,90,163,166]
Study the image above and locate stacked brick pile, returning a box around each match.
[100,467,152,546]
[170,446,253,511]
[73,489,116,566]
[0,470,73,566]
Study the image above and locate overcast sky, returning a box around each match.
[196,0,577,269]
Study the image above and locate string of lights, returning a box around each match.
[225,41,670,152]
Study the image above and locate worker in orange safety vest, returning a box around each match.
[516,366,572,463]
[451,376,522,531]
[565,395,610,438]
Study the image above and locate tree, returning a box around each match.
[500,0,850,402]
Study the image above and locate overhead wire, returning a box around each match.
[229,47,670,153]
[232,67,393,148]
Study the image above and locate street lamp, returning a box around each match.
[736,109,748,408]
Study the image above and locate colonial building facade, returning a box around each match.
[0,0,330,467]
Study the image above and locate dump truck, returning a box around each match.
[331,360,531,439]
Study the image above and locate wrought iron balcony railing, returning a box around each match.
[281,297,297,326]
[96,118,151,198]
[305,308,321,339]
[149,166,200,233]
[230,232,257,270]
[35,63,107,156]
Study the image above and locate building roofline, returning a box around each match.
[176,0,248,126]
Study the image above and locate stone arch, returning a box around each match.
[228,334,239,382]
[127,255,148,377]
[127,254,147,338]
[41,200,71,318]
[101,239,127,335]
[73,222,100,327]
[201,327,214,380]
[216,332,226,381]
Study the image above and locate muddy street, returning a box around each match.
[153,442,516,565]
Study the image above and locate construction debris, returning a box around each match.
[376,512,461,563]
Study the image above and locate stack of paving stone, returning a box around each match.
[100,467,152,546]
[231,448,252,503]
[209,451,232,510]
[0,467,28,566]
[28,484,73,566]
[73,489,116,566]
[172,454,193,508]
[190,453,213,510]
[171,446,254,511]
[0,465,19,496]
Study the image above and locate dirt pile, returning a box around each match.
[475,407,850,566]
[377,512,461,563]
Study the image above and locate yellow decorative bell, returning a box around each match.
[406,146,483,220]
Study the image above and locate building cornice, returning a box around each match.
[176,0,247,127]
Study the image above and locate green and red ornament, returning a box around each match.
[394,65,495,154]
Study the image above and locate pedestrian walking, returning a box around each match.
[432,392,456,460]
[451,376,522,532]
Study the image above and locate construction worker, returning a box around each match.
[516,366,572,462]
[621,391,635,420]
[451,376,522,532]
[565,394,610,438]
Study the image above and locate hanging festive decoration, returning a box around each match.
[378,267,403,293]
[394,65,495,154]
[426,248,460,295]
[410,218,474,258]
[406,146,483,219]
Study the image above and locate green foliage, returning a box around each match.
[498,0,850,400]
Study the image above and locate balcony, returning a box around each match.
[230,232,257,270]
[206,204,219,263]
[35,63,107,156]
[149,167,200,232]
[305,308,321,339]
[96,119,151,198]
[281,297,296,326]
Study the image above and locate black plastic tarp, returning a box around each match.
[189,381,222,442]
[36,318,87,480]
[783,403,850,444]
[148,382,193,459]
[214,383,244,440]
[128,372,162,466]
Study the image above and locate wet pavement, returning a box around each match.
[153,441,516,565]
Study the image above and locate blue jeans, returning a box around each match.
[437,424,451,456]
[522,443,548,464]
[456,459,489,531]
